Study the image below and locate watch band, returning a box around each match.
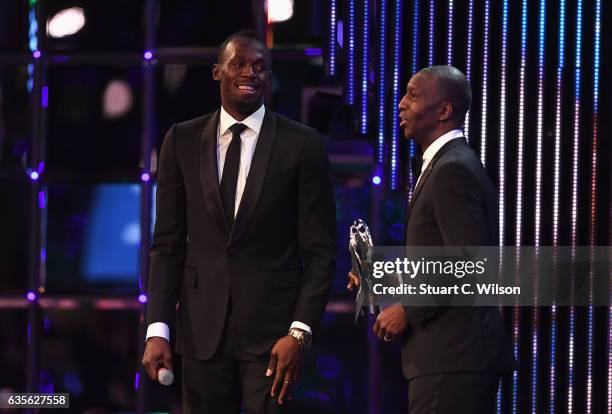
[288,327,312,349]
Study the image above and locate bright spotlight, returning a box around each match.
[267,0,294,23]
[47,7,86,39]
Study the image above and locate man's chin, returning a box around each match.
[233,97,263,114]
[401,127,412,140]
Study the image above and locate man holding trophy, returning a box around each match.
[348,66,515,414]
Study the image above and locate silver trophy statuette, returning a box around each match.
[349,219,380,322]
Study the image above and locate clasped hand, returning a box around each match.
[347,271,408,341]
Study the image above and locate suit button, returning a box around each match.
[227,247,235,256]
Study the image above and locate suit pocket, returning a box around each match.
[182,266,197,288]
[271,269,301,288]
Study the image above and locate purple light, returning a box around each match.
[138,294,148,303]
[144,51,153,60]
[39,370,54,393]
[372,176,382,185]
[316,355,341,380]
[27,291,36,301]
[304,48,322,56]
[39,190,45,209]
[140,172,150,182]
[30,171,39,180]
[134,372,140,390]
[33,50,41,59]
[42,86,48,107]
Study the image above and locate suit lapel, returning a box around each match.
[230,110,277,245]
[406,138,467,223]
[199,109,229,243]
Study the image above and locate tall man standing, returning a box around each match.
[142,31,337,413]
[349,65,515,413]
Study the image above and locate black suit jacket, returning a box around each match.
[147,109,337,360]
[402,137,516,379]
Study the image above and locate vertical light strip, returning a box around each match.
[497,3,509,411]
[328,0,337,75]
[347,0,356,104]
[513,1,528,412]
[390,0,403,190]
[446,0,454,64]
[464,0,474,142]
[570,1,583,248]
[408,0,420,200]
[377,0,387,164]
[568,1,582,412]
[411,0,420,75]
[360,0,370,134]
[552,1,566,251]
[27,2,39,93]
[28,4,38,52]
[534,0,546,246]
[550,1,565,412]
[515,0,527,271]
[586,2,600,412]
[480,0,490,166]
[428,0,435,66]
[531,1,546,412]
[498,0,509,257]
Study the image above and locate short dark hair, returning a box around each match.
[217,30,271,66]
[420,65,472,124]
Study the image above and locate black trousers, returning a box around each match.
[181,307,288,414]
[408,372,500,414]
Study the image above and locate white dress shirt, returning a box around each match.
[414,129,465,188]
[146,105,311,343]
[217,104,264,215]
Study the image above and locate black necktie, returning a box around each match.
[221,123,247,229]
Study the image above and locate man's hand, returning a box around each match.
[266,335,303,405]
[372,303,408,341]
[347,271,360,291]
[142,337,173,382]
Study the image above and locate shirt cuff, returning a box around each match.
[290,321,312,335]
[146,322,170,343]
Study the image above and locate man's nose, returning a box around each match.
[398,97,407,111]
[240,64,257,76]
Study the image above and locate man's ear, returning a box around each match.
[212,63,221,81]
[438,101,453,122]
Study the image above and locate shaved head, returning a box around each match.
[217,30,271,67]
[418,65,471,125]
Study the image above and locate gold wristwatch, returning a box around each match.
[288,327,312,349]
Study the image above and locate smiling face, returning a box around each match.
[398,71,455,150]
[213,37,271,121]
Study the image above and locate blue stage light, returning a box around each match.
[390,0,402,190]
[376,0,386,164]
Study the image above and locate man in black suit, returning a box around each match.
[142,31,337,413]
[349,65,515,413]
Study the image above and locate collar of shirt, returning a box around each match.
[219,104,265,137]
[420,129,464,175]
